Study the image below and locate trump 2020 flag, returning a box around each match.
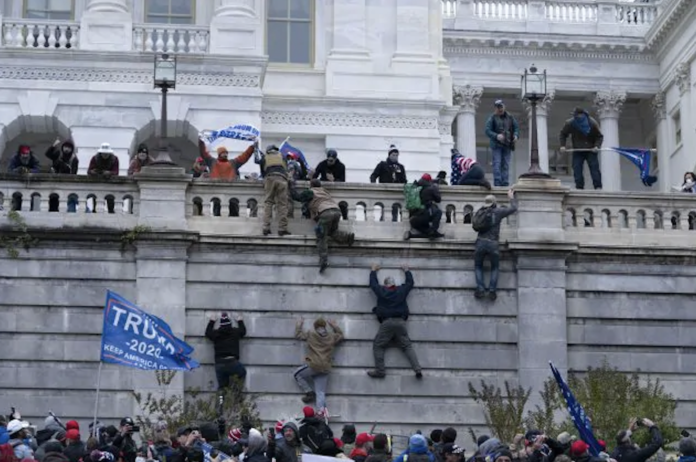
[201,124,260,144]
[550,362,602,456]
[101,291,199,371]
[611,147,657,187]
[279,140,311,170]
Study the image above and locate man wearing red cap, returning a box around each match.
[8,145,40,174]
[64,428,85,462]
[404,173,444,240]
[350,433,375,462]
[299,406,333,454]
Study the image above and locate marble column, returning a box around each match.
[594,90,626,192]
[675,62,694,176]
[523,90,555,174]
[209,0,264,56]
[453,85,483,160]
[652,91,670,192]
[80,0,132,51]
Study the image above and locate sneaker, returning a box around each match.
[403,230,412,241]
[474,289,486,299]
[415,371,423,379]
[301,392,316,404]
[319,260,329,274]
[367,370,386,378]
[488,291,497,301]
[262,229,271,236]
[278,230,292,236]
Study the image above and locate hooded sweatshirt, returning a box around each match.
[273,423,309,462]
[395,435,435,462]
[295,322,344,373]
[245,429,271,462]
[45,142,78,174]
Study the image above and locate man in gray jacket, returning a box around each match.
[471,189,518,301]
[559,107,604,190]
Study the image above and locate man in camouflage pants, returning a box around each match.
[290,179,355,273]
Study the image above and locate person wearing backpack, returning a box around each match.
[299,407,333,454]
[471,189,518,301]
[404,174,444,240]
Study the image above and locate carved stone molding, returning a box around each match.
[85,0,129,14]
[439,122,452,135]
[651,91,666,121]
[452,85,483,113]
[675,62,692,96]
[594,90,626,119]
[261,112,438,130]
[0,67,261,87]
[523,89,556,117]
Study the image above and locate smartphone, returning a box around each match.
[132,426,141,433]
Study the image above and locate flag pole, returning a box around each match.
[279,136,290,150]
[92,361,103,438]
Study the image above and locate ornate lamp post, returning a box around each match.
[519,65,552,179]
[152,53,177,165]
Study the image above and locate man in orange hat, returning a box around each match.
[197,137,256,180]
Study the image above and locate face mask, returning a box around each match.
[138,153,147,160]
[389,154,399,162]
[316,327,328,336]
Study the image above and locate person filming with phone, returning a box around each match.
[611,418,662,462]
[113,417,139,462]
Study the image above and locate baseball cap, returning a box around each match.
[443,443,466,455]
[66,429,81,441]
[120,417,135,427]
[494,100,505,107]
[356,433,374,447]
[7,419,29,435]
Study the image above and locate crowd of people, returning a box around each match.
[0,406,677,462]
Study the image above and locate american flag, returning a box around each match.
[549,362,602,456]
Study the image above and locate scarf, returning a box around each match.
[572,114,591,135]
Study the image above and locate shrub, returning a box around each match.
[468,380,531,444]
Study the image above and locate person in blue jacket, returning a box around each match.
[394,434,436,462]
[8,145,40,174]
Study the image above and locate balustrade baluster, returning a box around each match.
[165,30,175,53]
[70,27,78,48]
[188,32,198,53]
[198,32,208,53]
[36,25,46,47]
[145,28,154,52]
[58,26,68,48]
[47,25,57,47]
[133,28,143,51]
[155,29,164,52]
[4,24,13,47]
[176,30,187,53]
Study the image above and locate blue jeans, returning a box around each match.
[214,358,247,390]
[492,146,512,187]
[572,150,602,189]
[474,238,500,291]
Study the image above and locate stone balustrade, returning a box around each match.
[2,19,79,49]
[132,24,209,54]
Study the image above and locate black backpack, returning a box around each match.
[303,423,332,454]
[472,206,495,232]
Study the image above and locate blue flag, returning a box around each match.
[611,147,657,187]
[279,140,311,170]
[101,291,200,371]
[201,124,260,144]
[202,442,231,462]
[550,362,602,456]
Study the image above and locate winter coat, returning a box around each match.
[295,324,344,373]
[299,417,333,450]
[475,198,518,242]
[313,159,346,182]
[416,179,441,208]
[273,423,310,462]
[43,452,70,462]
[45,142,78,174]
[366,450,392,462]
[485,112,520,150]
[290,187,340,221]
[9,439,34,459]
[63,440,86,462]
[611,427,663,462]
[127,157,154,176]
[205,321,247,361]
[351,448,370,462]
[370,270,414,322]
[199,140,254,180]
[88,153,119,176]
[558,112,604,150]
[370,159,407,184]
[112,433,137,462]
[8,153,40,173]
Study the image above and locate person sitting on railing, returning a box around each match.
[127,144,154,176]
[313,149,346,183]
[404,174,444,241]
[8,144,40,174]
[680,171,696,193]
[45,138,78,174]
[88,143,120,178]
[290,179,355,273]
[189,156,210,178]
[198,137,256,181]
[451,149,492,189]
[370,145,407,184]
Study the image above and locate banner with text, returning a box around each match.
[100,291,200,371]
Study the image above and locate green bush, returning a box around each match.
[468,380,531,444]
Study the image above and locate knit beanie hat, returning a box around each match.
[219,313,232,326]
[680,438,696,457]
[409,434,428,451]
[314,318,327,329]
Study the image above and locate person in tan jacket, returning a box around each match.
[290,179,355,273]
[294,317,344,413]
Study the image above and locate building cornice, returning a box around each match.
[645,0,694,51]
[260,111,438,131]
[443,38,655,63]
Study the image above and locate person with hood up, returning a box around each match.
[559,107,604,190]
[466,435,490,462]
[198,137,256,181]
[63,429,85,462]
[128,144,154,175]
[42,442,71,462]
[36,416,66,448]
[341,425,357,457]
[450,149,491,189]
[370,145,407,184]
[394,434,435,462]
[36,441,68,462]
[290,179,355,273]
[404,173,444,240]
[294,317,344,412]
[8,145,40,174]
[112,417,138,462]
[205,312,247,390]
[365,434,391,462]
[299,407,333,453]
[88,143,120,178]
[258,144,291,237]
[244,429,271,462]
[313,150,346,182]
[611,418,662,462]
[350,433,375,462]
[678,437,696,462]
[45,138,78,174]
[367,264,422,379]
[7,420,34,460]
[271,422,310,462]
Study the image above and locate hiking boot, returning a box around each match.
[367,370,386,379]
[278,230,292,236]
[415,371,423,379]
[488,290,497,301]
[262,229,271,236]
[319,260,329,274]
[301,392,316,404]
[347,233,355,246]
[474,289,486,299]
[403,230,412,241]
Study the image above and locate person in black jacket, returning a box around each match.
[313,149,346,182]
[367,264,422,379]
[112,418,138,462]
[405,174,444,240]
[205,312,247,390]
[45,138,78,174]
[611,418,662,462]
[370,145,407,184]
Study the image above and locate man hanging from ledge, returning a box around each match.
[206,312,247,391]
[290,179,355,273]
[198,136,256,180]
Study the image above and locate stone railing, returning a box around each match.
[3,173,696,249]
[2,19,79,49]
[444,0,660,35]
[132,24,209,54]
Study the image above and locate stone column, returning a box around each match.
[453,85,483,160]
[80,0,132,51]
[523,90,555,174]
[594,90,626,192]
[209,0,264,56]
[439,106,459,172]
[652,91,670,192]
[675,63,694,175]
